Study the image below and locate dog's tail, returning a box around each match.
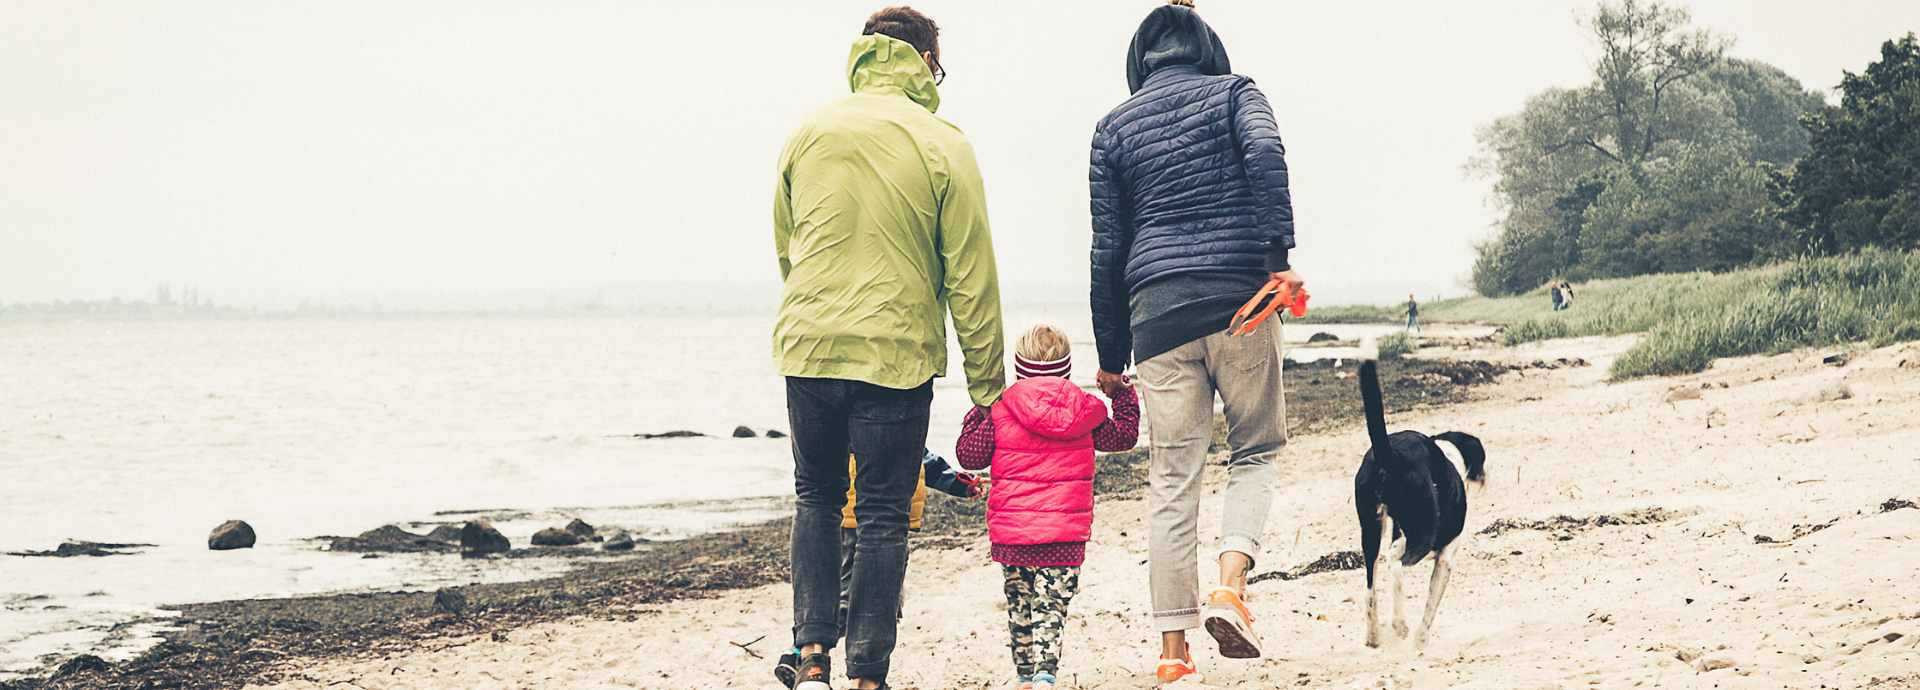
[1359,349,1392,456]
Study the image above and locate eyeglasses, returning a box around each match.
[929,54,947,86]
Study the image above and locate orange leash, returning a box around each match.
[1228,277,1309,336]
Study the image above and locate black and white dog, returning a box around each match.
[1354,353,1486,651]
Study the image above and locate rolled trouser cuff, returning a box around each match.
[845,657,889,684]
[1153,608,1200,633]
[1218,535,1261,573]
[794,622,838,650]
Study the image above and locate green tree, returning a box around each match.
[1705,59,1826,165]
[1467,0,1825,294]
[1578,0,1731,172]
[1774,33,1920,255]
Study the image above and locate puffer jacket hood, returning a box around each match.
[1000,377,1110,441]
[848,33,940,113]
[1126,3,1232,93]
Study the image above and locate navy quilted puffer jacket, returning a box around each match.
[1089,3,1295,372]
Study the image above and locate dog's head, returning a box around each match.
[1432,431,1487,487]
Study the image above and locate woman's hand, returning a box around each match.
[1270,269,1305,291]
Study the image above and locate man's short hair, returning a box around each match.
[863,6,939,57]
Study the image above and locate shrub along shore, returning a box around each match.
[1304,249,1920,379]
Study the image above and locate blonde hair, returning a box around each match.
[1015,324,1072,363]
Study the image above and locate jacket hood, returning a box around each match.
[1125,3,1232,93]
[847,33,941,113]
[1000,377,1110,441]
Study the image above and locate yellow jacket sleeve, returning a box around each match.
[772,138,799,280]
[937,140,1007,407]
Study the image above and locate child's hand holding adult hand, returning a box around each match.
[960,472,990,499]
[1096,370,1132,398]
[956,471,987,500]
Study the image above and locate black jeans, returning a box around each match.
[786,377,932,683]
[837,527,907,639]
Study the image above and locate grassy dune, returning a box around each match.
[1305,249,1920,379]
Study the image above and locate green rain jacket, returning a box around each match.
[773,34,1006,407]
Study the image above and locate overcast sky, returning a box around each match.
[3,1,1914,308]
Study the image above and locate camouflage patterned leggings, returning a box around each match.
[1002,565,1081,677]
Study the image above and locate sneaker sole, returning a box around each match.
[1203,610,1263,659]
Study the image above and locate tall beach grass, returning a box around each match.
[1377,332,1414,360]
[1610,250,1920,378]
[1302,249,1920,379]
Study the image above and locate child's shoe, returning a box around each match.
[1031,671,1057,689]
[774,648,801,688]
[1154,642,1199,684]
[1202,586,1263,658]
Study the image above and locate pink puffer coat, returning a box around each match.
[986,377,1107,545]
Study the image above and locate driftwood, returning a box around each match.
[729,634,768,659]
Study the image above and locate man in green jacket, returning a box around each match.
[771,7,1005,689]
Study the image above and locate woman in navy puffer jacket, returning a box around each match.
[1087,0,1303,680]
[1090,0,1301,376]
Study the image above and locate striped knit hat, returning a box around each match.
[1014,353,1071,380]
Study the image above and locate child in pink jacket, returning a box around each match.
[957,324,1140,689]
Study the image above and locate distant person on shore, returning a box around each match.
[1405,293,1419,332]
[1088,0,1298,680]
[771,6,1006,689]
[1551,282,1566,311]
[955,325,1140,690]
[1560,281,1576,311]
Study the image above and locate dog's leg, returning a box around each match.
[1413,545,1453,653]
[1364,507,1390,648]
[1391,542,1409,640]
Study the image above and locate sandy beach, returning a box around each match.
[225,336,1920,689]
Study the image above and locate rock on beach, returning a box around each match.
[324,525,457,554]
[460,520,511,556]
[208,520,256,550]
[530,527,583,547]
[564,518,598,541]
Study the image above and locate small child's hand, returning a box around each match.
[956,471,986,500]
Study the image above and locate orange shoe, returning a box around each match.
[1203,587,1263,659]
[1155,642,1199,684]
